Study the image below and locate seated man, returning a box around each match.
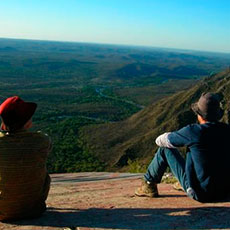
[136,92,230,202]
[0,96,51,221]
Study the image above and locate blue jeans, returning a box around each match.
[144,147,196,198]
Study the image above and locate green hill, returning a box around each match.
[81,68,230,171]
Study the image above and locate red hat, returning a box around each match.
[0,96,37,130]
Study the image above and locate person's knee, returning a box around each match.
[157,147,180,160]
[157,147,167,153]
[156,147,168,161]
[157,147,172,156]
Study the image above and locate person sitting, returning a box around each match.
[0,96,51,221]
[135,92,230,202]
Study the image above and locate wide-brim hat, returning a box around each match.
[0,96,37,130]
[191,92,223,121]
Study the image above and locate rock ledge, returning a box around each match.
[1,172,230,230]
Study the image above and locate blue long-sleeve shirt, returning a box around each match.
[157,122,230,201]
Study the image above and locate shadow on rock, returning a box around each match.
[10,206,230,229]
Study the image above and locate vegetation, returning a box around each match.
[44,117,106,173]
[127,158,147,173]
[82,69,230,171]
[0,38,230,172]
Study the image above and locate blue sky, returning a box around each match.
[0,0,230,53]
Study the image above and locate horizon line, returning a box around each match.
[1,36,230,55]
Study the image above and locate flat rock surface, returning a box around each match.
[1,172,230,230]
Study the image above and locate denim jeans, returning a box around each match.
[144,147,197,199]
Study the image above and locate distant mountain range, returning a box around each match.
[82,68,230,170]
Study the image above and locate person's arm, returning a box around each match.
[155,132,176,148]
[156,124,196,148]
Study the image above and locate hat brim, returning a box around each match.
[191,102,200,115]
[191,102,223,121]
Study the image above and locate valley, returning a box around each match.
[0,38,230,172]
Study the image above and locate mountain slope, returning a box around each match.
[81,68,230,170]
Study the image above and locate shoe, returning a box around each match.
[135,179,159,197]
[173,181,184,191]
